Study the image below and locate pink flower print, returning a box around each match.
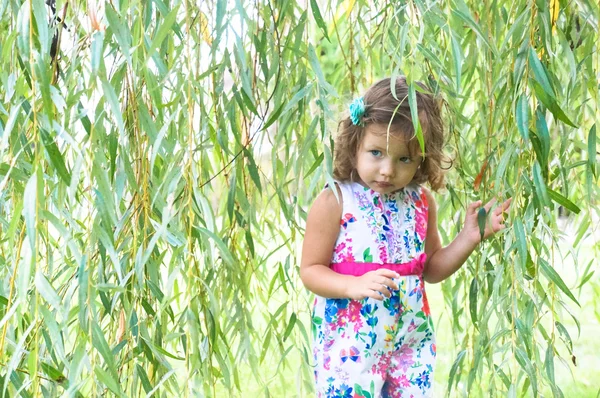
[334,238,355,262]
[341,252,355,262]
[371,352,391,377]
[420,279,431,316]
[414,191,428,240]
[398,374,411,388]
[346,300,364,331]
[379,246,388,263]
[394,345,415,372]
[334,242,347,254]
[348,302,362,321]
[352,319,364,333]
[323,352,331,370]
[415,208,427,240]
[348,300,362,317]
[336,310,349,329]
[407,319,417,332]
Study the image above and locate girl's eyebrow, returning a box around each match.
[365,144,412,156]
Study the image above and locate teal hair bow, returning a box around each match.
[349,97,365,126]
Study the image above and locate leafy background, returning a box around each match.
[0,0,598,396]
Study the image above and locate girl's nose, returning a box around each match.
[380,161,395,177]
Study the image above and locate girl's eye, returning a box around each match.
[370,150,382,157]
[399,157,412,163]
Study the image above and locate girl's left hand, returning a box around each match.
[462,197,512,246]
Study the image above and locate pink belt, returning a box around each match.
[331,253,427,277]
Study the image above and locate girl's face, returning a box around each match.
[354,124,422,194]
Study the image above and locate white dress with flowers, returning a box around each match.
[312,181,436,398]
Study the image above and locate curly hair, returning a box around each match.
[333,76,448,192]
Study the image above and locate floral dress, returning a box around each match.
[312,181,435,398]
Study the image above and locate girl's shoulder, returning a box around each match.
[315,181,344,214]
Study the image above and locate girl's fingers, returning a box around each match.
[500,197,513,211]
[377,276,399,290]
[370,283,392,297]
[467,200,482,215]
[493,198,512,215]
[362,290,381,300]
[375,269,400,279]
[370,292,384,301]
[483,198,497,212]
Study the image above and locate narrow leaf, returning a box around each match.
[35,272,61,309]
[539,259,580,306]
[310,0,329,41]
[547,189,581,214]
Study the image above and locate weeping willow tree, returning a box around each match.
[0,0,598,396]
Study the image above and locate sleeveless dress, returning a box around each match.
[312,181,436,398]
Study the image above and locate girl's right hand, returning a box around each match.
[345,269,400,300]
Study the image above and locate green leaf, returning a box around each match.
[92,322,117,375]
[40,128,71,185]
[24,173,37,253]
[451,9,498,56]
[555,321,573,354]
[531,80,577,127]
[539,259,580,307]
[547,189,581,214]
[308,44,337,96]
[513,218,527,269]
[589,124,597,177]
[94,366,125,397]
[40,362,65,383]
[469,278,478,326]
[78,256,89,330]
[136,364,153,394]
[448,350,467,394]
[105,5,132,65]
[283,312,296,341]
[282,83,314,114]
[35,272,61,310]
[450,33,463,93]
[545,343,555,384]
[528,47,554,98]
[90,31,105,77]
[100,76,126,138]
[363,248,373,262]
[408,81,424,153]
[31,0,49,55]
[148,5,180,58]
[534,109,550,169]
[243,148,262,192]
[515,94,529,140]
[532,161,550,206]
[196,227,235,267]
[515,348,538,396]
[262,102,285,130]
[477,207,487,242]
[310,0,329,41]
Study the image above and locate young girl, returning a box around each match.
[300,77,511,397]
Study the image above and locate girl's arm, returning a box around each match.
[300,186,399,300]
[422,187,512,284]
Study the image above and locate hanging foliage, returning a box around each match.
[0,0,598,396]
